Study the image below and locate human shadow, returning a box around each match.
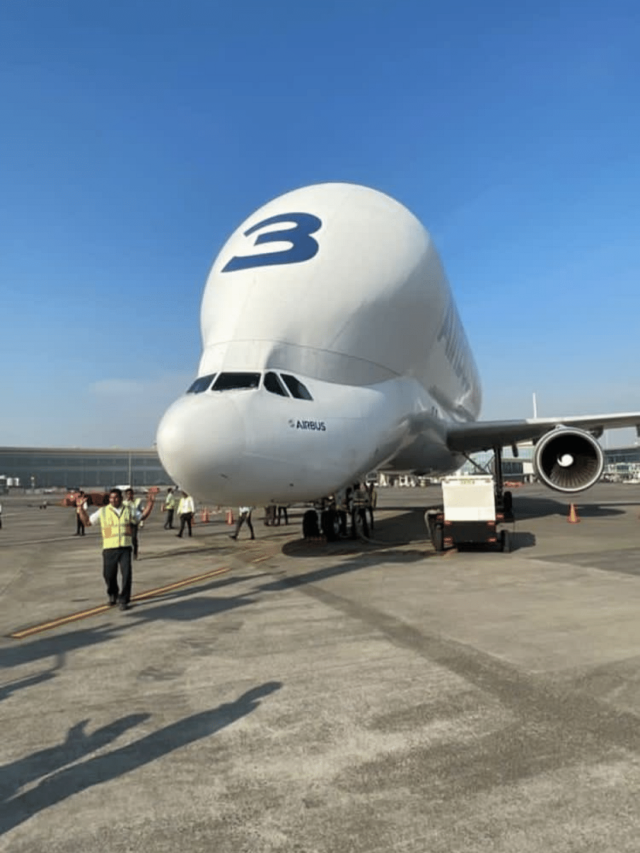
[0,668,59,702]
[127,593,251,623]
[0,713,149,804]
[1,573,266,671]
[0,681,282,836]
[0,626,122,671]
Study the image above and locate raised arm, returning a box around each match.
[76,496,91,526]
[140,492,156,522]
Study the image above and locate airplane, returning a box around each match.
[156,182,640,510]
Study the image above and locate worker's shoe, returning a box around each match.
[229,534,237,540]
[118,599,129,611]
[108,595,117,606]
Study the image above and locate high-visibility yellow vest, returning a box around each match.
[123,498,143,524]
[99,505,134,549]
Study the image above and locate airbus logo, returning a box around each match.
[289,419,326,431]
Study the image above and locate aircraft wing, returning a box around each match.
[445,413,640,454]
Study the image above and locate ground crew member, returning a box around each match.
[163,487,177,529]
[365,481,377,531]
[176,491,195,538]
[77,487,155,610]
[123,488,144,559]
[229,506,255,540]
[75,490,88,536]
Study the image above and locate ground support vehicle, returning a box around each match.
[425,474,511,553]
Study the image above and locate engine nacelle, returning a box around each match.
[533,428,604,493]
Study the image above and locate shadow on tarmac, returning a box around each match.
[514,495,626,520]
[0,682,282,837]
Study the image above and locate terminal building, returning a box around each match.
[0,442,639,494]
[0,447,170,491]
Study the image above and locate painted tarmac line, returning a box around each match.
[9,566,230,640]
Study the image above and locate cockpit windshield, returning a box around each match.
[264,372,288,397]
[187,374,216,393]
[212,372,261,391]
[186,371,313,399]
[281,374,313,400]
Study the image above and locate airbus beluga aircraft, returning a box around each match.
[156,182,640,506]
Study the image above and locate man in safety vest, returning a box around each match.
[76,487,155,610]
[163,487,177,530]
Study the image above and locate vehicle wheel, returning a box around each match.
[500,529,510,553]
[433,524,444,552]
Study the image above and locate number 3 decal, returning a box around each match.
[221,212,322,272]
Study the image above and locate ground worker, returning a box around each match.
[76,487,155,610]
[75,490,88,536]
[123,488,144,559]
[163,487,177,530]
[229,506,255,540]
[176,491,195,538]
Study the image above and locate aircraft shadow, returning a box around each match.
[258,549,428,595]
[513,496,626,521]
[0,682,282,836]
[281,510,431,557]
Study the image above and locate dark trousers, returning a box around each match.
[103,546,132,603]
[131,523,139,558]
[233,512,254,539]
[177,512,193,537]
[76,515,85,535]
[164,508,174,529]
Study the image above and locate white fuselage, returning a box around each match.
[157,183,482,505]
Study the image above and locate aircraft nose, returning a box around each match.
[156,395,245,500]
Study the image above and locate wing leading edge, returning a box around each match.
[445,413,640,454]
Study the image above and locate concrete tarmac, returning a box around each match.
[2,483,640,852]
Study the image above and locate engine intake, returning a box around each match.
[533,428,604,493]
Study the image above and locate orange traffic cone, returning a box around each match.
[226,509,234,525]
[568,503,580,523]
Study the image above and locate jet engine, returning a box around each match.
[533,428,604,493]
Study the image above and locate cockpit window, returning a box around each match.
[264,372,288,397]
[212,372,261,391]
[187,374,216,394]
[281,374,313,400]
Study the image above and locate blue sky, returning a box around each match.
[1,0,639,448]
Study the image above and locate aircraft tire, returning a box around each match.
[302,509,320,539]
[321,509,339,542]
